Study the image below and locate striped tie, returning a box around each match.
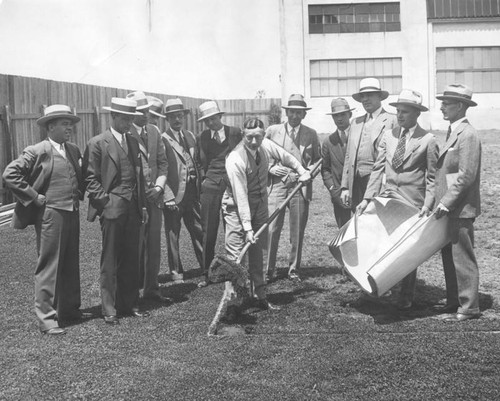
[392,128,409,170]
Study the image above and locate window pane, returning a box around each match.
[320,60,329,77]
[310,61,320,77]
[311,79,320,97]
[329,60,338,76]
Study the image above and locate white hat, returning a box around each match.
[436,83,477,107]
[103,97,142,116]
[326,98,356,115]
[36,104,80,126]
[352,78,389,102]
[198,100,224,121]
[126,91,151,110]
[282,94,311,110]
[164,98,190,115]
[389,89,428,111]
[146,96,165,118]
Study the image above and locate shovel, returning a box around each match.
[207,158,323,335]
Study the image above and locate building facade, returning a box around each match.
[279,0,500,131]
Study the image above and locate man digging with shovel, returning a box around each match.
[207,118,315,334]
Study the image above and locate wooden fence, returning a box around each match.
[0,74,280,205]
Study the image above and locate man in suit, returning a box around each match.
[3,105,86,335]
[146,96,165,132]
[321,98,355,229]
[224,118,311,312]
[341,78,397,210]
[126,91,170,303]
[265,94,321,282]
[162,98,204,282]
[357,89,439,310]
[432,84,482,322]
[196,100,242,288]
[84,97,150,325]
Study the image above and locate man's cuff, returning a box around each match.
[242,221,252,232]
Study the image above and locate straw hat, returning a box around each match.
[146,96,165,118]
[198,100,224,121]
[326,98,356,115]
[36,104,81,126]
[125,91,151,110]
[164,98,190,115]
[102,98,142,116]
[389,89,428,111]
[352,78,389,102]
[282,94,311,110]
[436,83,477,107]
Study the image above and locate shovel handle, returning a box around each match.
[237,158,323,264]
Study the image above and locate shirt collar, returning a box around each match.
[286,122,300,133]
[110,126,125,143]
[133,123,145,132]
[367,106,383,121]
[48,137,64,150]
[211,126,224,138]
[401,124,417,138]
[450,116,467,132]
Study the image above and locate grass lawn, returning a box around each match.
[1,130,499,400]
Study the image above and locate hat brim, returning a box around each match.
[389,101,428,111]
[352,90,389,102]
[326,107,356,115]
[436,95,477,107]
[149,110,166,118]
[282,105,312,111]
[197,111,224,122]
[164,109,190,116]
[36,113,81,126]
[103,106,142,116]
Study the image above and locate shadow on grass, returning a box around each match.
[351,279,495,325]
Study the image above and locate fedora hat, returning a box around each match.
[146,96,165,118]
[198,100,224,121]
[436,83,477,107]
[389,89,428,111]
[36,104,80,126]
[352,78,389,102]
[103,97,142,116]
[282,94,311,110]
[326,98,356,115]
[164,98,190,115]
[126,91,151,110]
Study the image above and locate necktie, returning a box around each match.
[446,126,452,142]
[121,134,128,154]
[255,150,261,166]
[141,127,148,149]
[178,132,188,152]
[213,130,221,144]
[290,128,296,143]
[392,128,409,170]
[340,130,347,147]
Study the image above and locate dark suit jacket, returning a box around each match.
[162,128,202,204]
[84,129,147,222]
[364,124,439,209]
[321,129,348,205]
[341,109,397,196]
[435,120,481,218]
[266,122,320,200]
[2,139,84,229]
[196,125,242,178]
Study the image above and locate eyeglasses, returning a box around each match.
[441,101,458,107]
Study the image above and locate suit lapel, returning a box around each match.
[403,125,424,161]
[163,129,187,161]
[370,111,390,143]
[439,121,466,159]
[130,125,149,160]
[104,130,121,171]
[329,131,345,165]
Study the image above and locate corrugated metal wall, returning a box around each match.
[427,0,500,19]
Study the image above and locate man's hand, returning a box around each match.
[356,199,369,215]
[269,165,289,177]
[146,186,162,203]
[298,171,312,183]
[141,207,149,225]
[245,230,256,244]
[164,200,178,212]
[341,189,351,208]
[418,206,431,217]
[435,203,449,219]
[33,194,46,207]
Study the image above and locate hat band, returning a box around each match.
[442,91,472,100]
[359,86,382,92]
[136,99,149,108]
[44,110,75,118]
[200,106,221,116]
[287,100,308,108]
[165,104,185,113]
[111,103,137,114]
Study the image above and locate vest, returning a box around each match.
[45,152,79,211]
[356,123,375,177]
[245,148,268,204]
[110,144,136,200]
[204,138,230,183]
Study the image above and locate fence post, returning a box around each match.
[1,105,13,204]
[39,104,47,141]
[93,106,101,135]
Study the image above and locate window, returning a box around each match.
[310,58,402,97]
[309,2,400,34]
[436,47,500,93]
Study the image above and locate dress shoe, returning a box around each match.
[42,327,67,336]
[143,293,173,304]
[170,271,184,283]
[431,303,459,314]
[288,272,301,282]
[61,311,94,321]
[443,313,480,322]
[197,280,209,288]
[396,300,413,311]
[104,315,119,325]
[131,310,150,318]
[255,299,281,311]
